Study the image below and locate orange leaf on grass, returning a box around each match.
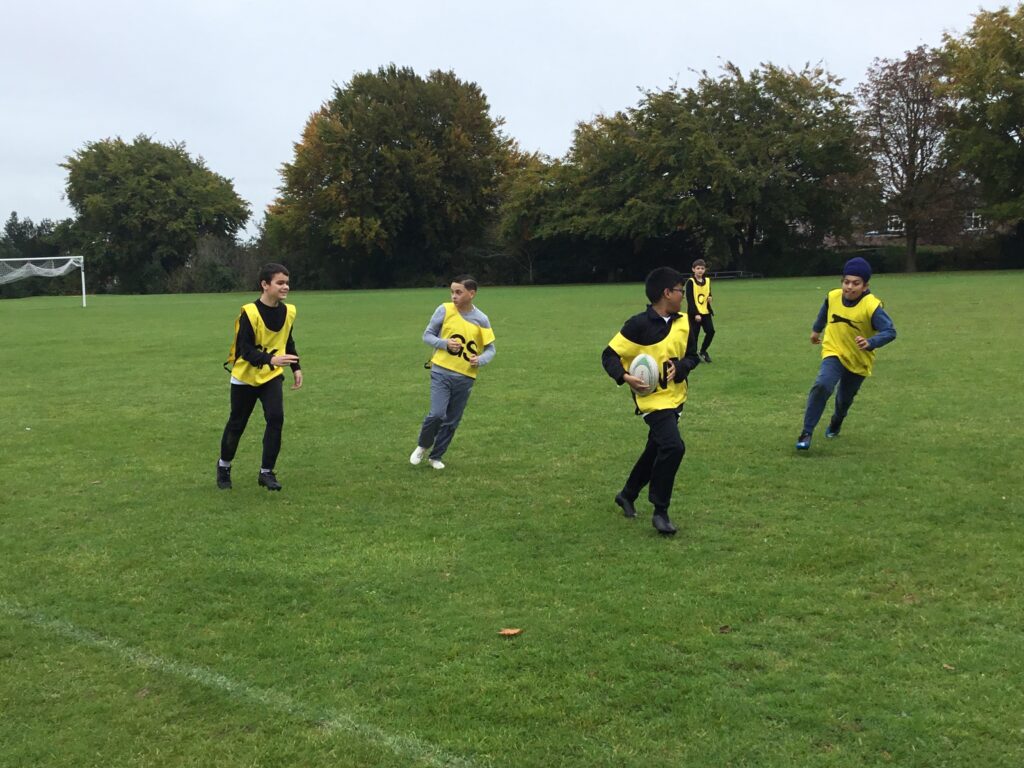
[498,628,522,637]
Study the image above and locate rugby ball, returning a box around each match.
[628,353,659,396]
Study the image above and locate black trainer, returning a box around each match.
[258,471,282,491]
[216,464,232,490]
[652,512,677,535]
[614,492,638,519]
[825,417,843,438]
[700,350,712,363]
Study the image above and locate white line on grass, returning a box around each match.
[0,596,481,768]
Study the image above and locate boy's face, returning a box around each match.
[664,283,685,314]
[693,265,706,279]
[261,272,290,303]
[841,275,867,301]
[450,282,475,310]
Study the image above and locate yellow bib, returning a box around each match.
[821,289,881,377]
[429,303,496,379]
[608,315,691,413]
[689,277,712,313]
[228,302,296,385]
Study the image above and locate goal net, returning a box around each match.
[0,256,87,306]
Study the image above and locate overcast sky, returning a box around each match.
[1,0,1000,236]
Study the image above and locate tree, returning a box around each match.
[2,212,61,260]
[506,63,862,278]
[943,6,1024,226]
[496,152,559,283]
[857,46,959,272]
[62,136,250,293]
[269,65,512,288]
[672,64,863,271]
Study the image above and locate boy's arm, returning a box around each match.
[810,297,829,343]
[866,306,897,350]
[422,305,448,349]
[476,342,496,366]
[602,316,643,384]
[285,329,301,371]
[684,279,698,316]
[602,345,627,384]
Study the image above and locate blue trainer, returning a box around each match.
[796,432,812,450]
[825,417,842,438]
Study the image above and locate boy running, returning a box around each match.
[602,267,701,535]
[410,275,495,470]
[217,263,302,490]
[796,257,896,450]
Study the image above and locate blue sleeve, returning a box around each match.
[867,306,897,350]
[477,342,496,366]
[812,297,829,333]
[422,305,448,350]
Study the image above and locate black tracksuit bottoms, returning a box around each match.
[622,407,685,514]
[220,377,284,470]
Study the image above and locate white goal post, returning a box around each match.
[0,256,87,306]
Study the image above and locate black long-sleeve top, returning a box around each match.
[601,306,700,385]
[235,300,300,371]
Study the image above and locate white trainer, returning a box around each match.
[428,459,445,470]
[409,446,427,465]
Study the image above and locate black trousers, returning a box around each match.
[694,314,715,353]
[220,377,284,470]
[622,408,685,514]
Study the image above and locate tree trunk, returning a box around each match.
[904,225,918,273]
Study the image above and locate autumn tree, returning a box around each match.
[857,46,958,271]
[673,63,863,271]
[269,65,512,287]
[504,63,862,278]
[944,6,1024,227]
[63,136,250,293]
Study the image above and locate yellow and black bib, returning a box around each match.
[689,277,712,314]
[429,303,495,380]
[227,302,296,386]
[608,316,691,414]
[821,289,881,377]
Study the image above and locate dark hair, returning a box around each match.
[692,259,707,268]
[259,263,289,286]
[451,274,478,292]
[645,267,685,303]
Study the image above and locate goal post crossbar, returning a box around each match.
[0,256,87,306]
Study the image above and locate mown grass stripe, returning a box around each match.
[0,596,481,768]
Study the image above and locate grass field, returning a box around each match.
[2,272,1023,767]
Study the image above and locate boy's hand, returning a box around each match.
[271,353,300,366]
[694,314,702,322]
[665,361,676,382]
[810,331,821,345]
[855,335,870,350]
[623,373,648,393]
[468,354,480,367]
[292,370,303,390]
[446,337,463,353]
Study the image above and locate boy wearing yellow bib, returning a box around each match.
[685,259,715,363]
[217,263,302,490]
[410,276,495,470]
[602,267,701,535]
[796,257,896,451]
